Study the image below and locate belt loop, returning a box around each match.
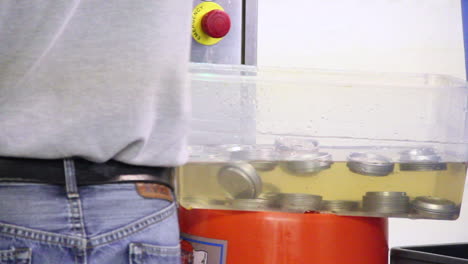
[63,159,79,199]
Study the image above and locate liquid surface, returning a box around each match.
[176,162,467,220]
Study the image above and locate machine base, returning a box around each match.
[180,207,388,264]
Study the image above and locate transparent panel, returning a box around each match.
[178,63,468,220]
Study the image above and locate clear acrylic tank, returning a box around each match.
[176,63,468,220]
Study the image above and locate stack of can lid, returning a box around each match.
[399,148,447,171]
[321,200,359,212]
[258,192,283,208]
[280,193,323,212]
[363,192,410,214]
[232,198,273,210]
[347,152,394,176]
[217,163,263,199]
[412,196,459,219]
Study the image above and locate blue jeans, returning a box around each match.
[0,161,180,264]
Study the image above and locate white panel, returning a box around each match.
[258,0,465,79]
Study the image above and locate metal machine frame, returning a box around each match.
[190,0,257,65]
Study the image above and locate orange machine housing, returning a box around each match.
[179,207,388,264]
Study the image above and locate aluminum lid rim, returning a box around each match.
[218,164,259,199]
[348,152,393,165]
[232,162,263,195]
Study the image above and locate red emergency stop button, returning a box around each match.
[201,10,231,38]
[192,2,229,45]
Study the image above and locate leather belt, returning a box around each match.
[0,157,174,189]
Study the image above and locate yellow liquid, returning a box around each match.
[176,162,467,220]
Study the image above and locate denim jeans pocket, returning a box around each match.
[129,243,180,264]
[0,248,31,264]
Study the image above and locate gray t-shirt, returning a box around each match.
[0,1,192,166]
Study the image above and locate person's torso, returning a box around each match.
[0,0,192,166]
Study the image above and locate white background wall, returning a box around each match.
[257,0,468,248]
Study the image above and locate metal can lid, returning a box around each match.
[363,198,410,204]
[232,198,273,210]
[283,152,333,174]
[281,193,323,207]
[217,163,262,199]
[347,162,394,176]
[257,192,282,208]
[284,161,332,174]
[399,148,442,163]
[281,193,322,199]
[362,191,410,213]
[321,200,359,212]
[281,203,322,212]
[412,196,458,213]
[400,163,447,171]
[399,148,446,171]
[365,191,408,198]
[250,161,278,172]
[258,192,282,200]
[363,207,409,214]
[363,200,409,206]
[414,209,459,220]
[347,153,394,176]
[348,153,392,165]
